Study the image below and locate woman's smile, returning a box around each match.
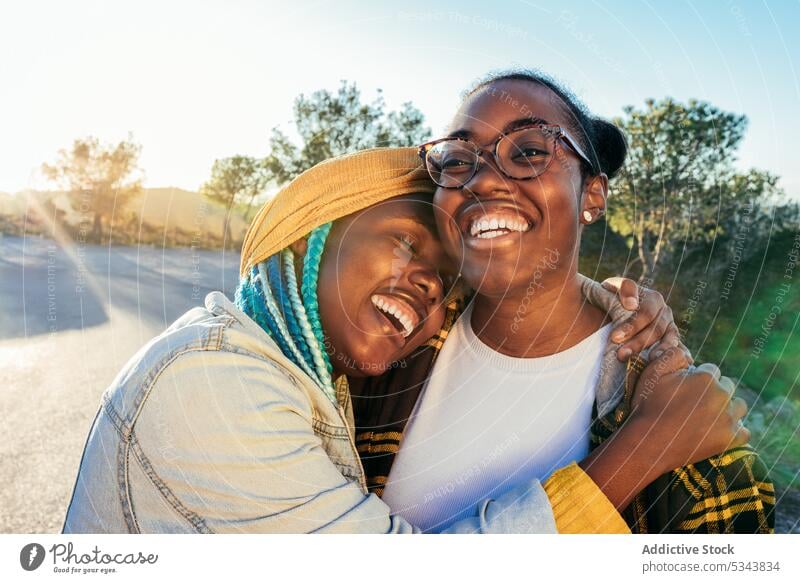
[370,288,427,345]
[453,199,538,252]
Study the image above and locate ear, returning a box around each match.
[289,237,308,259]
[580,173,608,224]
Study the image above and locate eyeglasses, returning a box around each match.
[418,124,596,189]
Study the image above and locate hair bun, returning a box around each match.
[591,119,627,179]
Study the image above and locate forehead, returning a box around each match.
[351,193,437,231]
[450,80,572,138]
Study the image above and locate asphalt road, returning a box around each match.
[0,235,240,532]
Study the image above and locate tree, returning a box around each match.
[264,81,432,184]
[607,98,782,282]
[200,156,268,248]
[199,81,431,246]
[41,135,143,242]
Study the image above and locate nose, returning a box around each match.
[464,151,514,199]
[408,264,444,306]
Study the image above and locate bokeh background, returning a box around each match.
[1,0,797,532]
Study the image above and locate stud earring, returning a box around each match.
[583,210,593,223]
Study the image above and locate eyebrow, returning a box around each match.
[374,209,436,232]
[448,116,551,140]
[400,214,437,233]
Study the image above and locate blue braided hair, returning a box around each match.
[235,222,336,403]
[301,222,334,380]
[267,254,315,370]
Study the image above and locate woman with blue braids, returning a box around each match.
[63,147,675,534]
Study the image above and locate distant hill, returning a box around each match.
[0,187,250,247]
[130,187,248,235]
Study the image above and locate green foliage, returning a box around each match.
[609,98,783,281]
[200,155,268,246]
[41,135,143,241]
[264,81,431,184]
[199,81,432,246]
[756,417,800,489]
[688,228,800,402]
[582,96,799,415]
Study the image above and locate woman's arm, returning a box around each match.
[542,463,632,533]
[582,274,689,362]
[512,355,744,535]
[578,349,749,513]
[557,278,748,530]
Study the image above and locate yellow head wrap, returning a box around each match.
[240,147,434,276]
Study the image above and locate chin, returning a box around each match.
[353,357,397,376]
[460,259,513,294]
[342,342,397,376]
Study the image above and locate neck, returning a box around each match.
[470,270,608,358]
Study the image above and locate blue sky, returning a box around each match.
[1,0,798,198]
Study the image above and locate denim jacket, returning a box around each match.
[62,291,558,533]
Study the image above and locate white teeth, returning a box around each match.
[371,295,418,338]
[468,214,531,238]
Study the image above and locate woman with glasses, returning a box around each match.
[354,70,774,534]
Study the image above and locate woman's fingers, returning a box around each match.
[646,324,692,362]
[615,313,669,359]
[648,342,694,365]
[601,277,640,310]
[636,287,667,320]
[718,374,737,395]
[680,342,694,364]
[694,362,722,381]
[729,396,748,421]
[602,280,689,364]
[731,420,752,447]
[610,287,667,340]
[640,345,691,383]
[630,346,691,411]
[727,393,750,448]
[610,308,657,342]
